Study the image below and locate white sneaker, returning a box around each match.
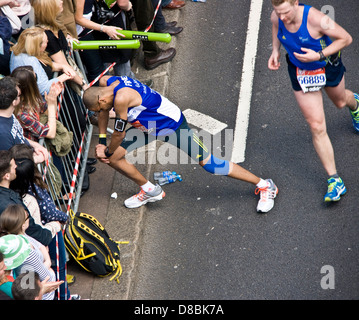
[255,179,278,213]
[124,184,165,208]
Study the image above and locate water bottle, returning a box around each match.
[157,172,183,186]
[153,170,173,180]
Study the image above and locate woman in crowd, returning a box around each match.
[75,0,134,81]
[11,66,63,142]
[9,144,79,300]
[32,0,87,91]
[10,26,74,96]
[11,66,69,197]
[0,205,60,300]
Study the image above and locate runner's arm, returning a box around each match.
[106,93,130,154]
[294,7,352,63]
[268,10,281,70]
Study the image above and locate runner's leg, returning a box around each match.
[108,144,148,186]
[172,118,261,185]
[324,76,357,111]
[293,89,337,176]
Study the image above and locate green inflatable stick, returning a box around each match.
[72,40,140,50]
[104,0,116,8]
[118,30,172,43]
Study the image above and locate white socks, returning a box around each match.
[141,181,156,193]
[256,179,269,189]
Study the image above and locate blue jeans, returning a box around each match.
[162,0,172,6]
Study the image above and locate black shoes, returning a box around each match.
[144,48,177,70]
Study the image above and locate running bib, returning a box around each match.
[296,67,326,93]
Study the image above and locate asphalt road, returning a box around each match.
[129,0,359,300]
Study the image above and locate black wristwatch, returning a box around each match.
[104,146,114,158]
[318,50,326,62]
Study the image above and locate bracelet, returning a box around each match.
[318,50,326,62]
[100,24,104,32]
[104,146,114,158]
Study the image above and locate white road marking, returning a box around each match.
[231,0,264,163]
[182,109,228,136]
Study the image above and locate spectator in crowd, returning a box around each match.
[10,66,68,181]
[0,234,30,299]
[10,27,74,96]
[0,211,60,300]
[11,270,63,300]
[75,0,134,81]
[11,271,42,300]
[8,0,32,39]
[0,76,48,164]
[0,249,15,299]
[131,0,176,70]
[0,150,53,247]
[57,0,78,40]
[9,144,73,300]
[17,6,89,169]
[151,0,183,35]
[31,0,86,91]
[0,0,14,76]
[11,66,63,142]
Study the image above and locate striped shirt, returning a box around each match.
[15,235,56,300]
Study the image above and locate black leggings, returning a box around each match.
[120,117,210,162]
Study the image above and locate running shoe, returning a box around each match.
[255,179,278,213]
[124,184,165,208]
[324,177,347,202]
[351,93,359,132]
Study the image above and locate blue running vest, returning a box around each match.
[107,76,183,136]
[277,4,332,70]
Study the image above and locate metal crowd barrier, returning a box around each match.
[37,50,93,214]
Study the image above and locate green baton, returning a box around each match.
[72,40,140,50]
[118,30,172,43]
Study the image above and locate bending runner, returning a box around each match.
[83,76,278,213]
[268,0,359,202]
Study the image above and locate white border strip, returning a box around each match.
[182,109,228,135]
[231,0,264,163]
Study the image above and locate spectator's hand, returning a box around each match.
[32,143,49,164]
[61,64,77,78]
[82,82,89,91]
[103,25,125,39]
[41,276,64,294]
[115,0,132,11]
[66,34,79,48]
[45,82,63,105]
[58,73,74,83]
[7,0,20,8]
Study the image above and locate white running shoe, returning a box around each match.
[255,179,278,213]
[124,184,165,209]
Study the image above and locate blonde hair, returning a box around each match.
[31,0,62,33]
[11,27,53,68]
